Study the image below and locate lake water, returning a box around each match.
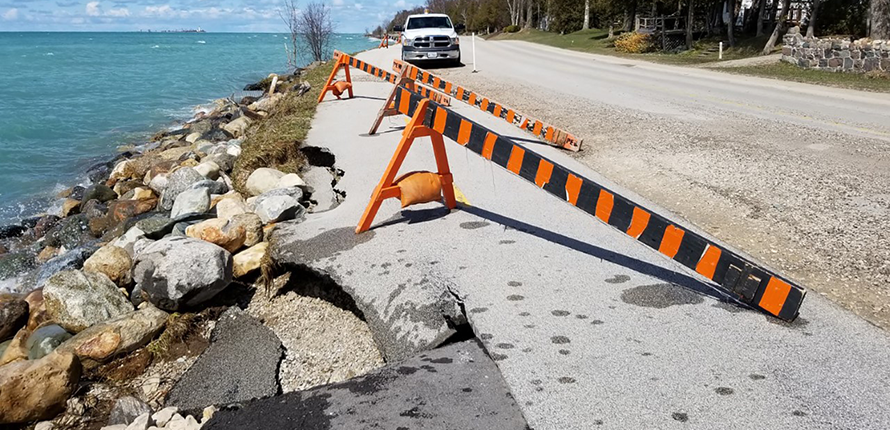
[0,32,377,224]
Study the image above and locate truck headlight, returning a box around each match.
[451,37,459,45]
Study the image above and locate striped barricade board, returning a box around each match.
[393,60,582,152]
[389,85,805,322]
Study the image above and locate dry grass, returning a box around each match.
[231,64,332,193]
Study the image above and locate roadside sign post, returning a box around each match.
[472,33,477,73]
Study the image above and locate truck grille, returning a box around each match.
[411,36,451,48]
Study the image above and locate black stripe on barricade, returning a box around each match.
[391,87,806,321]
[394,61,581,151]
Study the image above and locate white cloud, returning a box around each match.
[332,0,344,5]
[394,0,406,7]
[354,3,363,10]
[2,8,18,20]
[143,4,174,18]
[86,1,101,16]
[106,7,129,17]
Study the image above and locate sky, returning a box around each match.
[0,0,425,33]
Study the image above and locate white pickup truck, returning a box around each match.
[395,13,461,64]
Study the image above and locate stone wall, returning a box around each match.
[781,30,890,73]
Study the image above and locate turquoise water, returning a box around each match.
[0,32,377,224]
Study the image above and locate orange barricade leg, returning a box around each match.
[318,56,354,103]
[368,68,412,135]
[356,99,457,234]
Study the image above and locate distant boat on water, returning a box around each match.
[140,27,206,33]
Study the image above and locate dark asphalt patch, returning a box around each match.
[205,340,528,430]
[620,283,705,309]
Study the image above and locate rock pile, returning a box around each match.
[0,66,350,426]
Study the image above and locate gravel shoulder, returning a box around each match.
[432,42,890,329]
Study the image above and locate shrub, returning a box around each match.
[614,32,655,54]
[504,25,520,33]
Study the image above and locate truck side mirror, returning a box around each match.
[393,25,404,32]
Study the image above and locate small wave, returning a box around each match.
[152,45,160,49]
[197,40,206,44]
[45,52,54,56]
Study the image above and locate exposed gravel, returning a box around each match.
[433,65,890,329]
[247,290,384,393]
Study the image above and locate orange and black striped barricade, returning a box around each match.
[318,51,355,103]
[392,60,582,152]
[360,86,806,322]
[356,97,457,234]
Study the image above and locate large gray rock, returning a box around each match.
[0,252,35,281]
[132,237,232,311]
[190,179,228,195]
[170,187,210,219]
[166,307,281,412]
[107,396,152,426]
[252,188,305,224]
[35,244,99,288]
[160,167,205,210]
[44,214,92,249]
[55,305,167,366]
[25,324,72,360]
[245,168,285,197]
[43,270,133,333]
[81,184,117,204]
[203,341,529,430]
[0,297,28,341]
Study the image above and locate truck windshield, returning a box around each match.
[406,16,452,30]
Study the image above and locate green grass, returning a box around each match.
[490,29,775,66]
[720,61,890,93]
[231,64,331,193]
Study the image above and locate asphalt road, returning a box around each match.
[466,39,890,142]
[256,46,890,430]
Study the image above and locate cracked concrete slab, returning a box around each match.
[204,340,530,430]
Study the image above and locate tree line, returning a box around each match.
[379,0,889,48]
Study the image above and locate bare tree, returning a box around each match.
[279,0,300,70]
[762,0,791,54]
[727,0,736,47]
[756,0,767,36]
[686,0,694,49]
[872,0,890,39]
[806,0,820,38]
[506,0,522,26]
[582,0,590,30]
[297,2,334,62]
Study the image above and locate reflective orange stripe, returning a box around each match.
[481,98,490,111]
[760,277,791,316]
[506,110,515,123]
[456,87,465,100]
[533,121,543,135]
[507,147,525,174]
[695,245,722,280]
[658,225,685,258]
[433,107,448,134]
[444,82,452,93]
[398,89,410,114]
[493,105,503,117]
[626,207,650,238]
[535,160,553,187]
[468,92,477,105]
[433,77,440,88]
[566,174,583,205]
[595,190,614,222]
[457,120,472,146]
[481,132,497,160]
[545,127,554,141]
